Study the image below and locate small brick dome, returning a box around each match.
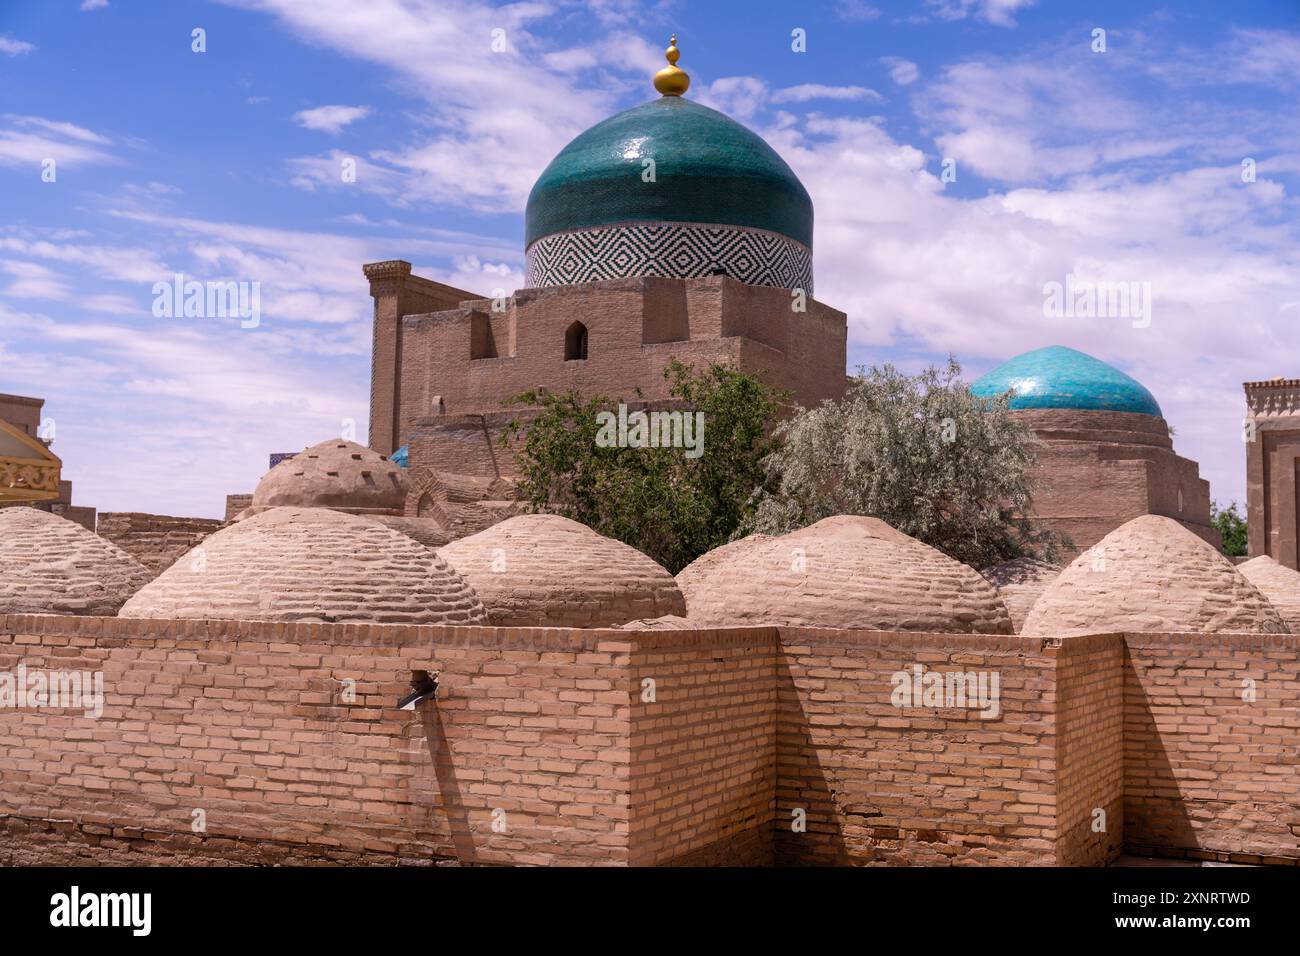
[1237,556,1300,632]
[437,514,686,627]
[0,507,150,616]
[1022,515,1287,636]
[250,439,406,516]
[119,507,486,625]
[980,557,1062,633]
[674,533,772,596]
[678,515,1013,634]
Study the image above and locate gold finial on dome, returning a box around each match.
[653,34,690,96]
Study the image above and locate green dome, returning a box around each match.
[525,97,813,249]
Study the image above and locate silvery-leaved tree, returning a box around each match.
[747,358,1067,568]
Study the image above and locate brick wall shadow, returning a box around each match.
[773,651,850,865]
[1121,648,1197,854]
[421,704,479,864]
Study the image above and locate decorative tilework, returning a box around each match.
[525,221,813,292]
[970,345,1162,417]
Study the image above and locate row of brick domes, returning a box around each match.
[4,503,1298,636]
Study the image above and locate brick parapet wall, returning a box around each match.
[97,512,225,577]
[1122,631,1300,864]
[2,617,1299,866]
[773,627,1061,866]
[0,615,632,866]
[624,628,777,866]
[1054,632,1125,865]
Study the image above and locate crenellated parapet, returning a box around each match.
[1245,378,1300,419]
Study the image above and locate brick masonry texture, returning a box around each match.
[627,629,776,865]
[97,512,224,578]
[1123,632,1300,863]
[1023,515,1287,637]
[251,439,406,516]
[366,270,847,458]
[1238,555,1300,632]
[1,615,1296,866]
[1012,408,1220,555]
[0,509,149,616]
[438,514,687,628]
[774,628,1060,865]
[119,507,487,626]
[680,516,1014,635]
[980,557,1062,634]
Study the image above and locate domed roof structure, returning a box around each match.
[1022,515,1286,636]
[524,37,814,292]
[250,439,406,516]
[119,507,486,625]
[980,557,1062,633]
[678,515,1013,634]
[971,345,1162,417]
[0,507,150,616]
[365,515,451,550]
[674,532,772,596]
[1237,556,1300,631]
[437,514,686,627]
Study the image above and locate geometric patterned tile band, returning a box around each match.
[525,220,813,294]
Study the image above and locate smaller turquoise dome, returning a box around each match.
[970,346,1162,417]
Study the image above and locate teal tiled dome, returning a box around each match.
[526,97,813,248]
[970,345,1163,417]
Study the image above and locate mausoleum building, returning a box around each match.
[971,346,1219,553]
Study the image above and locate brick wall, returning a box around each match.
[626,628,776,865]
[1014,408,1219,554]
[1123,633,1300,864]
[774,628,1060,865]
[3,616,1299,866]
[0,615,632,866]
[224,494,252,521]
[1054,632,1125,865]
[394,275,847,445]
[97,512,225,577]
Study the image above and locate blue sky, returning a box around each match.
[1,0,1297,518]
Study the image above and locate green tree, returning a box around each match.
[1211,500,1247,557]
[747,358,1066,568]
[503,359,783,573]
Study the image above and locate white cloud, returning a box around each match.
[697,76,770,121]
[0,115,116,168]
[80,0,109,10]
[927,0,1037,27]
[217,0,619,212]
[1,260,65,300]
[773,84,883,105]
[835,1,882,21]
[0,36,35,56]
[0,194,531,515]
[293,104,370,134]
[918,57,1181,183]
[752,99,1299,509]
[881,56,919,86]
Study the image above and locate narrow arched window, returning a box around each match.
[565,321,588,361]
